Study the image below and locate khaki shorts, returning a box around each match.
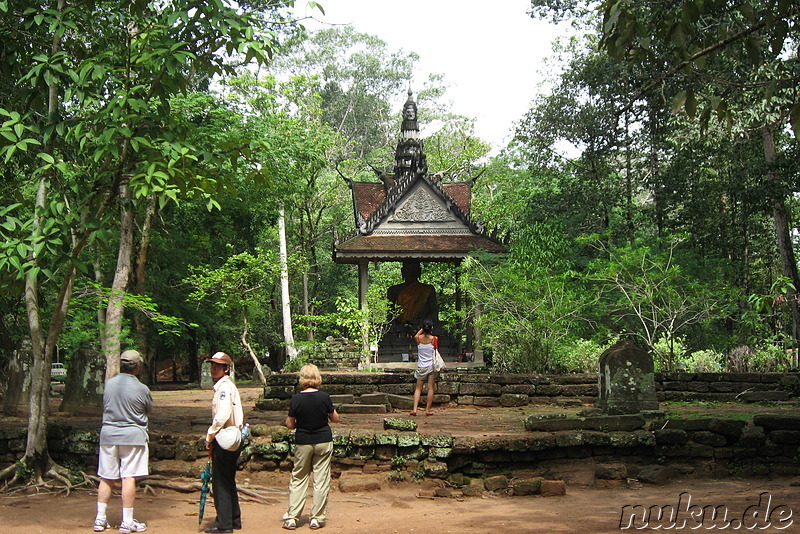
[98,444,149,480]
[414,364,436,381]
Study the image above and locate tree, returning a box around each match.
[186,249,282,385]
[598,0,800,348]
[586,237,718,370]
[462,226,587,372]
[272,26,419,159]
[0,0,297,486]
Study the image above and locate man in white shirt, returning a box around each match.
[204,352,244,534]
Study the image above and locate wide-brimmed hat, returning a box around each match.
[120,350,143,364]
[206,351,232,365]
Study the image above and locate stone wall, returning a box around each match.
[304,337,362,370]
[257,371,800,409]
[2,414,798,485]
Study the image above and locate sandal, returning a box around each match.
[410,411,417,416]
[425,411,433,416]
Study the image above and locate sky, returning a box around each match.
[293,0,569,154]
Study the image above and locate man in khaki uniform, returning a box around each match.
[203,352,244,534]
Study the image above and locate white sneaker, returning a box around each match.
[282,518,297,530]
[94,518,111,532]
[309,518,324,530]
[119,519,147,533]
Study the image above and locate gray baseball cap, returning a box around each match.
[120,349,143,364]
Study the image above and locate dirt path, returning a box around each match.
[2,477,799,533]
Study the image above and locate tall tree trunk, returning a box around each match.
[624,109,635,246]
[15,0,67,481]
[22,179,53,481]
[763,125,800,346]
[103,181,134,380]
[133,194,157,384]
[649,103,663,240]
[94,254,107,354]
[240,311,268,386]
[302,269,314,342]
[278,205,297,360]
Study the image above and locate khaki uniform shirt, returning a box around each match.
[206,375,243,443]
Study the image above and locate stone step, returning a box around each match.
[337,403,388,414]
[358,393,389,405]
[385,393,414,410]
[330,394,355,405]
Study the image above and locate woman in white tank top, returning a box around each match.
[411,318,438,416]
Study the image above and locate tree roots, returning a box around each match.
[1,457,93,496]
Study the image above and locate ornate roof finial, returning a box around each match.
[394,88,427,180]
[401,88,419,140]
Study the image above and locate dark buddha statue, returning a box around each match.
[386,260,438,326]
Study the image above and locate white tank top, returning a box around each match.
[417,342,434,368]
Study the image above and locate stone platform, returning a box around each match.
[2,382,800,488]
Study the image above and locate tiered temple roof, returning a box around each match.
[334,90,505,264]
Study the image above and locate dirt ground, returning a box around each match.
[2,476,799,533]
[3,385,800,532]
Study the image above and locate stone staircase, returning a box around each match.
[331,391,448,414]
[377,326,459,363]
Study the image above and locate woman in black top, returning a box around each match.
[282,364,339,530]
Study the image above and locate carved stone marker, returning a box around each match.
[59,343,104,415]
[2,340,32,416]
[597,340,659,414]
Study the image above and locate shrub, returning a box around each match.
[281,353,309,373]
[652,336,688,372]
[726,345,792,372]
[677,349,723,372]
[750,345,792,372]
[551,338,602,373]
[726,345,753,372]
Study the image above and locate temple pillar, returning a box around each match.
[358,260,370,364]
[455,261,463,357]
[472,303,484,364]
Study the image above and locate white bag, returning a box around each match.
[216,426,242,451]
[433,349,446,372]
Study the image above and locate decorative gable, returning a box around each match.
[390,188,456,223]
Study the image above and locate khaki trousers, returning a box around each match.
[284,441,334,522]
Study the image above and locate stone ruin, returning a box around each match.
[597,339,659,414]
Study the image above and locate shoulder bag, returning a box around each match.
[433,336,446,372]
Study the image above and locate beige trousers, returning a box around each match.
[284,441,334,522]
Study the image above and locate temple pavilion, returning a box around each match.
[333,90,505,366]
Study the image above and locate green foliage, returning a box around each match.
[599,0,797,135]
[391,455,407,470]
[186,249,281,315]
[295,290,397,346]
[748,345,793,373]
[282,352,309,373]
[585,236,719,369]
[411,466,425,482]
[740,277,796,346]
[387,471,406,482]
[463,223,588,372]
[14,460,33,484]
[270,26,420,158]
[651,336,688,373]
[677,349,724,373]
[549,337,619,374]
[725,344,793,373]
